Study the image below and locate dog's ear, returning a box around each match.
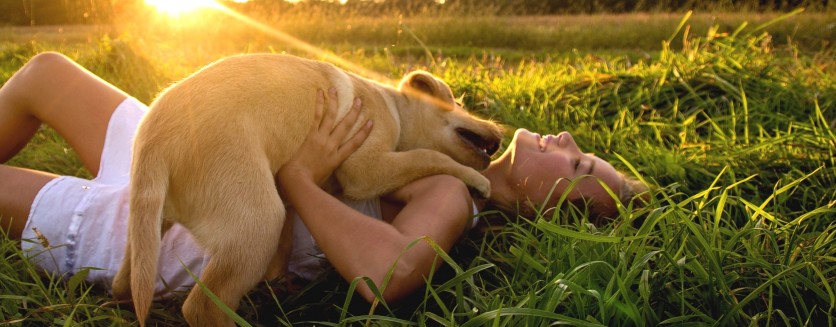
[399,71,455,111]
[399,71,438,95]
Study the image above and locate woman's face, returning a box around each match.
[488,128,624,215]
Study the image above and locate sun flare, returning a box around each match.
[145,0,221,16]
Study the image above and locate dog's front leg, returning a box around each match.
[263,217,293,281]
[337,149,490,200]
[180,173,286,327]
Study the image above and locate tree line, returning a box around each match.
[1,0,830,26]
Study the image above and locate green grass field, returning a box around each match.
[1,9,834,326]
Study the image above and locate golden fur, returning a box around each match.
[110,54,501,326]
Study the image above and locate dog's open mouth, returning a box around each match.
[457,128,500,160]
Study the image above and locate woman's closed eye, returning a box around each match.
[575,157,596,176]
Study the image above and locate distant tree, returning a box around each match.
[0,0,28,25]
[21,0,67,25]
[0,0,115,25]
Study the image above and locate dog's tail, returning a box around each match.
[123,149,169,326]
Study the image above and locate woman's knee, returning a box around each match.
[18,52,78,83]
[3,52,77,99]
[27,52,74,67]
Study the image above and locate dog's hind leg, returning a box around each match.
[180,172,285,327]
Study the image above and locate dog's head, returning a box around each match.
[397,71,502,170]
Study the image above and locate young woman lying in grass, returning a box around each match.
[0,52,647,317]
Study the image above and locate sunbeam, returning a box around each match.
[209,3,396,85]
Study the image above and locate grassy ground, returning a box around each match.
[1,9,834,326]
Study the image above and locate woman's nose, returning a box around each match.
[557,131,580,151]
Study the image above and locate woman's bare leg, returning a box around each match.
[0,166,55,239]
[0,52,131,239]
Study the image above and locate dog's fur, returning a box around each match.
[110,54,502,326]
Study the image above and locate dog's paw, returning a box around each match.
[465,173,491,199]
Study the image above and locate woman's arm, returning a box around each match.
[276,88,473,303]
[281,171,472,303]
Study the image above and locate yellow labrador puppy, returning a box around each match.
[111,54,501,326]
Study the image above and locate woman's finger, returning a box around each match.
[319,87,338,132]
[310,89,325,133]
[337,119,373,160]
[332,97,363,142]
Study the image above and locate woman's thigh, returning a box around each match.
[0,165,56,239]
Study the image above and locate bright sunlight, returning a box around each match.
[144,0,222,16]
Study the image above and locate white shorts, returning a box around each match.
[21,97,210,296]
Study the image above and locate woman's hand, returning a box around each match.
[277,87,372,188]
